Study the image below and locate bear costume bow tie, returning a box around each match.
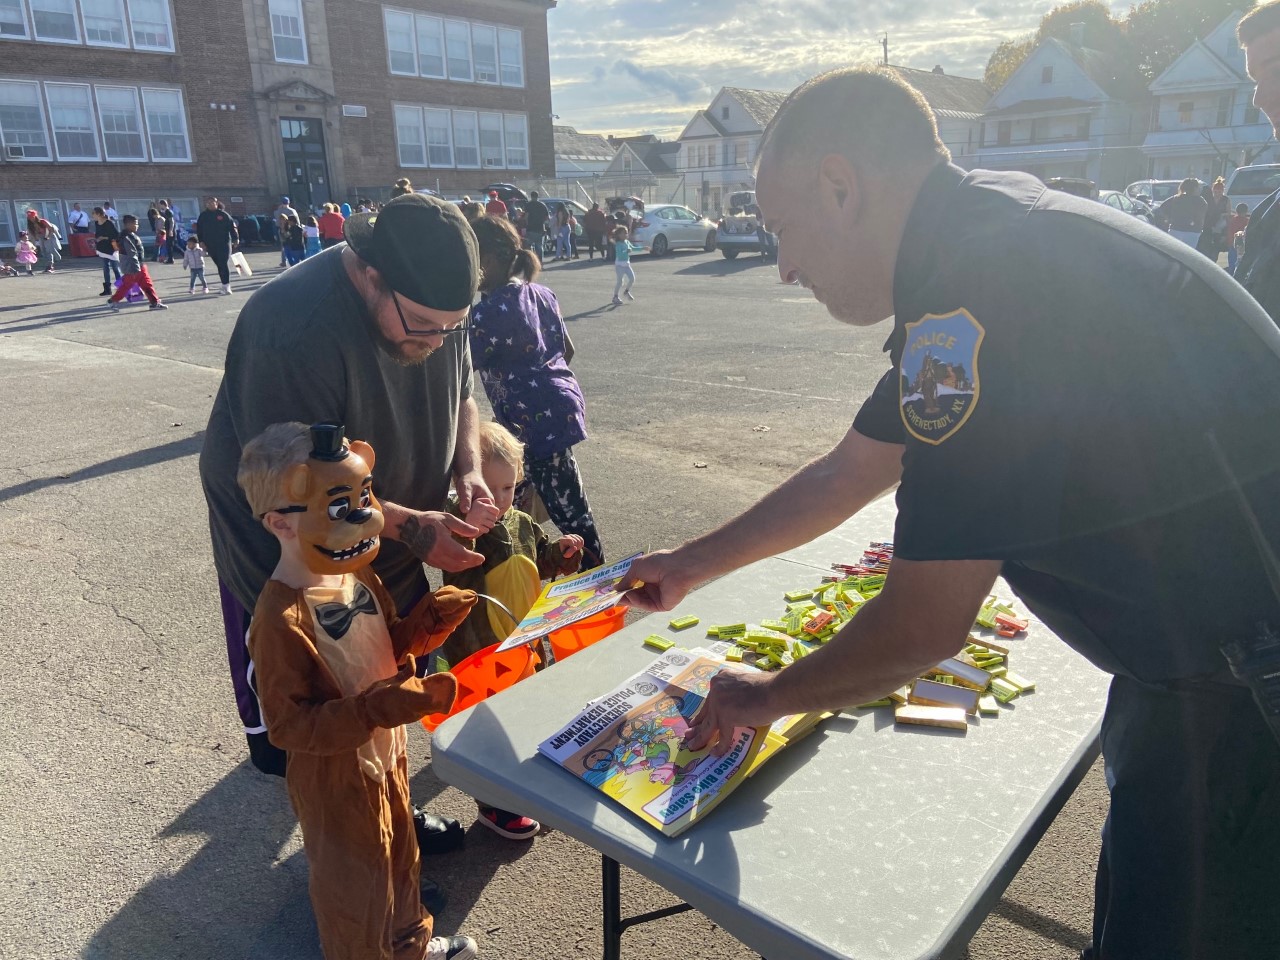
[315,583,378,639]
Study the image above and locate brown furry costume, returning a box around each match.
[244,425,475,960]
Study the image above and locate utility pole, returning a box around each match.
[881,34,889,66]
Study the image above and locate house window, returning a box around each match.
[503,113,527,168]
[452,109,479,167]
[0,0,26,39]
[126,0,173,50]
[393,104,426,166]
[415,15,444,78]
[1178,101,1194,124]
[0,203,14,246]
[497,28,522,86]
[997,120,1011,146]
[140,86,189,161]
[1246,105,1261,125]
[444,19,471,81]
[424,107,452,166]
[1077,115,1089,139]
[268,0,306,64]
[0,79,50,159]
[384,9,415,74]
[95,84,145,159]
[478,111,503,167]
[30,0,78,42]
[81,0,126,45]
[45,82,99,159]
[1217,93,1231,127]
[721,105,729,120]
[1041,66,1052,84]
[471,23,497,84]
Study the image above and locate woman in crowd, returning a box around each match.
[25,209,61,273]
[92,207,123,296]
[1197,176,1231,261]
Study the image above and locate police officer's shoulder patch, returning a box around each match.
[899,308,984,445]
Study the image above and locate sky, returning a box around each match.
[546,0,1052,139]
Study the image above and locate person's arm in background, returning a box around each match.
[626,424,904,612]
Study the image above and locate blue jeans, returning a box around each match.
[284,246,303,265]
[101,256,121,283]
[556,226,572,259]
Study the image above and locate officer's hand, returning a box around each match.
[393,509,485,572]
[622,549,700,612]
[453,469,496,530]
[684,668,782,754]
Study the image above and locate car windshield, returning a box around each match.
[1229,169,1280,195]
[1149,183,1180,203]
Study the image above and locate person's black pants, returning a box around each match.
[207,245,231,285]
[585,231,605,259]
[1089,674,1280,958]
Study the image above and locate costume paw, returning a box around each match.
[421,586,478,648]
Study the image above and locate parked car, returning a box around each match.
[716,209,764,259]
[540,198,589,219]
[1222,163,1280,216]
[1124,179,1192,206]
[1098,189,1155,224]
[1044,177,1098,200]
[479,183,527,203]
[629,205,718,256]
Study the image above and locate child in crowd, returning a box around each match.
[0,258,17,277]
[283,215,305,266]
[468,215,607,569]
[442,420,583,841]
[107,216,166,311]
[183,236,208,295]
[611,224,643,305]
[303,215,322,259]
[14,232,38,276]
[1227,201,1250,275]
[239,421,481,960]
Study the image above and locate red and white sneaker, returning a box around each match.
[476,805,539,841]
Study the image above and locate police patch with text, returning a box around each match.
[899,309,985,445]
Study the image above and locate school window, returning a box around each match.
[0,0,27,37]
[0,80,50,159]
[393,104,425,166]
[268,0,306,64]
[45,82,99,159]
[414,15,444,77]
[140,86,189,161]
[478,111,502,167]
[125,0,172,50]
[471,23,497,83]
[424,107,452,166]
[0,203,14,246]
[81,0,126,45]
[95,85,145,159]
[30,0,78,42]
[17,199,64,237]
[502,113,526,169]
[1178,101,1194,124]
[497,28,522,86]
[452,109,479,167]
[444,19,471,81]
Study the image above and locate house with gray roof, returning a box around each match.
[553,125,615,178]
[886,65,991,168]
[677,87,787,215]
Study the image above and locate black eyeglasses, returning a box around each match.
[391,290,471,338]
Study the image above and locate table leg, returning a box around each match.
[603,854,622,960]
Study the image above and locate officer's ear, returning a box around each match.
[818,153,861,222]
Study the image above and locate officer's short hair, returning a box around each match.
[1239,1,1280,45]
[756,67,950,179]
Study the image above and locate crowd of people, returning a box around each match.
[1150,174,1254,273]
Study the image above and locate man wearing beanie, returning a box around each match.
[199,196,500,953]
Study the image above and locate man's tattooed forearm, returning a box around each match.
[399,515,437,561]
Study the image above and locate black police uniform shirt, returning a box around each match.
[853,163,1280,684]
[1233,187,1280,321]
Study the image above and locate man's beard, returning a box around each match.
[367,291,435,367]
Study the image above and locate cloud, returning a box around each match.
[611,59,711,104]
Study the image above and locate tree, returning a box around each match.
[985,34,1035,89]
[1126,0,1250,81]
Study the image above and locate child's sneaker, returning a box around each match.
[476,805,539,841]
[150,302,168,310]
[425,935,477,960]
[107,301,121,312]
[611,296,622,305]
[202,285,210,294]
[624,290,635,300]
[188,287,195,295]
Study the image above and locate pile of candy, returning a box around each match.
[643,540,1038,734]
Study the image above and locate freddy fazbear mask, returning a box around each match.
[280,423,384,575]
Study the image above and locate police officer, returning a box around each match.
[627,67,1280,960]
[1234,2,1280,318]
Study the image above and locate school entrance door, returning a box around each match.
[280,118,331,212]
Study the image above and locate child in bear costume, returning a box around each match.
[239,421,480,960]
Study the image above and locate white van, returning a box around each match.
[1223,163,1280,215]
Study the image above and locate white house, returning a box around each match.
[598,134,681,190]
[886,65,991,169]
[1142,11,1276,180]
[677,87,787,216]
[976,31,1145,187]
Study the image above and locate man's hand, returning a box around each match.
[622,548,702,612]
[684,668,784,754]
[391,509,486,572]
[453,468,497,531]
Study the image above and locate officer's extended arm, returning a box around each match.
[684,556,1002,752]
[626,424,904,612]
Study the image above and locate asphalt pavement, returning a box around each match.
[0,245,1106,960]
